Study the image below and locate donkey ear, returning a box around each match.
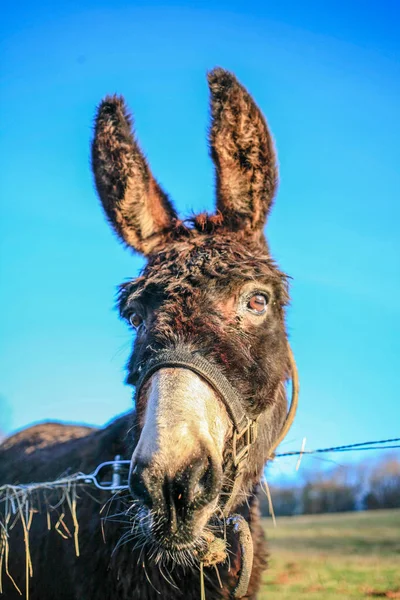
[92,96,177,255]
[208,68,278,235]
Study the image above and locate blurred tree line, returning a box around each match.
[260,454,400,516]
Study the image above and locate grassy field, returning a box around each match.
[260,509,400,599]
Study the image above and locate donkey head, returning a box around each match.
[92,68,290,557]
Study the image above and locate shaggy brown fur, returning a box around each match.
[92,96,177,254]
[0,68,292,599]
[208,68,278,239]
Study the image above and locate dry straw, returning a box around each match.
[0,476,86,600]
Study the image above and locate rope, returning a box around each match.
[267,344,299,457]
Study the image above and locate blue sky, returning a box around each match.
[1,1,399,475]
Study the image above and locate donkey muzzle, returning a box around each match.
[129,363,229,543]
[130,451,222,536]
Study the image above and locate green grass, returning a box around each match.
[260,509,400,599]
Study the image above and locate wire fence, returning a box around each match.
[1,437,399,499]
[275,437,400,458]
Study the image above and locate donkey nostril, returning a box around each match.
[168,479,188,518]
[193,464,212,498]
[199,460,213,494]
[188,455,218,507]
[129,463,153,509]
[165,456,217,520]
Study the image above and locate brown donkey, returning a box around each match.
[0,68,296,599]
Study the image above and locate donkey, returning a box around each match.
[0,68,296,599]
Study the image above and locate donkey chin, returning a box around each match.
[128,367,230,562]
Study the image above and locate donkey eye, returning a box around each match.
[129,313,143,329]
[247,293,269,314]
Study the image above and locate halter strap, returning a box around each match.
[136,348,249,433]
[135,345,298,506]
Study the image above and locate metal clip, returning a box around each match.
[85,457,131,491]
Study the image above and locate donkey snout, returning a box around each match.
[129,453,222,531]
[164,454,220,513]
[129,367,229,543]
